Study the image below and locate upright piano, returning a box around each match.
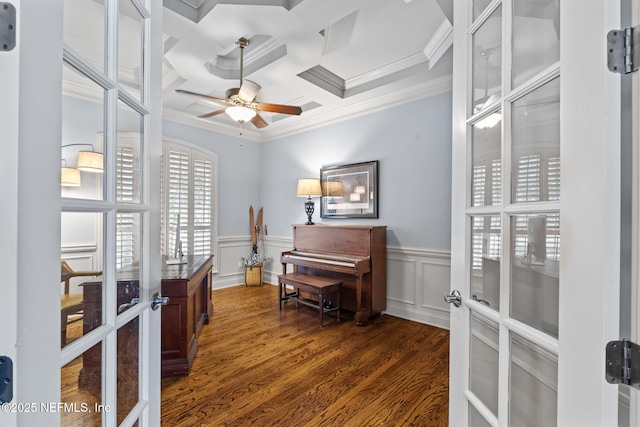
[281,224,387,325]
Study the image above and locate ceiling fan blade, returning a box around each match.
[254,102,302,116]
[198,109,226,119]
[238,80,261,102]
[250,113,269,129]
[176,89,231,106]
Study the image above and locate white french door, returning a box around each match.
[449,1,621,426]
[0,0,163,425]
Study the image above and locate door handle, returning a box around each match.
[118,297,140,314]
[444,289,462,307]
[151,292,169,311]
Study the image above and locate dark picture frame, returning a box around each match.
[320,160,378,218]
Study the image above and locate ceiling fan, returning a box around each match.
[176,37,302,129]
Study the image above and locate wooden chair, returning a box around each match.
[60,260,101,345]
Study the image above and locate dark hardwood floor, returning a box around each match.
[161,284,450,426]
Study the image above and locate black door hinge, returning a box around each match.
[0,356,13,404]
[606,339,640,390]
[0,3,16,52]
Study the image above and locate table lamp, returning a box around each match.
[297,178,322,225]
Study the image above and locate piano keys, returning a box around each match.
[281,224,387,325]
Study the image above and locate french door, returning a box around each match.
[0,0,163,425]
[449,1,621,426]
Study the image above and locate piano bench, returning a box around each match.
[278,273,342,327]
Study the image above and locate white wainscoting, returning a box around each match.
[213,236,451,330]
[386,246,451,330]
[60,244,100,294]
[212,235,292,288]
[214,235,255,288]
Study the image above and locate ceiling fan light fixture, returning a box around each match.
[475,112,502,130]
[225,105,257,123]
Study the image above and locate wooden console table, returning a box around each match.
[160,255,213,376]
[79,254,214,393]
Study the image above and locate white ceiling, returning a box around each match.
[160,0,454,142]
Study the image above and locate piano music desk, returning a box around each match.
[278,273,342,327]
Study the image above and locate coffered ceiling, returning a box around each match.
[161,0,454,141]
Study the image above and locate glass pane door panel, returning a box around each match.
[117,317,140,425]
[469,403,493,427]
[472,5,502,115]
[61,344,109,427]
[118,0,143,102]
[473,0,494,21]
[61,342,104,426]
[512,0,560,88]
[511,77,560,204]
[472,119,502,207]
[62,62,105,201]
[117,101,144,203]
[63,0,105,72]
[510,214,560,338]
[471,216,501,310]
[470,313,499,417]
[509,333,558,427]
[115,212,142,314]
[61,212,105,348]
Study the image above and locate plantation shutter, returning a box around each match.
[168,149,190,255]
[162,142,215,257]
[116,145,135,268]
[192,157,212,256]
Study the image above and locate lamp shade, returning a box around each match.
[296,178,322,197]
[322,180,344,197]
[61,167,81,187]
[77,151,104,173]
[225,106,257,123]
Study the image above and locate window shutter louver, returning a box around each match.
[116,146,135,269]
[515,154,541,203]
[473,165,486,206]
[192,158,212,256]
[161,144,215,258]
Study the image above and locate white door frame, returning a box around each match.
[0,1,65,425]
[557,1,620,423]
[630,0,640,423]
[450,1,621,425]
[0,0,163,425]
[0,0,21,425]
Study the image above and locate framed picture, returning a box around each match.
[320,160,378,218]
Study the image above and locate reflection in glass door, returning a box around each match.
[452,1,562,426]
[60,0,160,425]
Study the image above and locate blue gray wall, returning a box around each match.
[65,90,453,250]
[260,91,453,249]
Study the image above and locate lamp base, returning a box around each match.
[304,198,315,225]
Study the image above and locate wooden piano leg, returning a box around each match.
[354,274,370,326]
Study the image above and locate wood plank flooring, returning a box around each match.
[161,284,450,426]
